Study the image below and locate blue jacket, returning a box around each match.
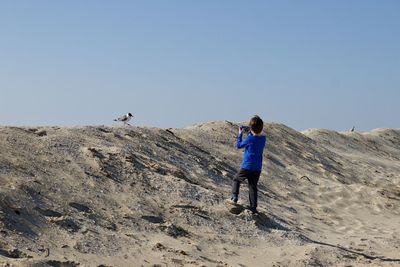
[237,133,267,171]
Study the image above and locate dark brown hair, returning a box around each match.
[249,115,263,134]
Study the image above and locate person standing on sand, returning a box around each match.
[228,115,267,214]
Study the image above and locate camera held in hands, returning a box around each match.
[240,126,250,133]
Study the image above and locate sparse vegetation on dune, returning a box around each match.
[0,123,399,266]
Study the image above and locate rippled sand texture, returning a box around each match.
[0,123,399,266]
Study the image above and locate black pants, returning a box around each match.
[231,169,261,210]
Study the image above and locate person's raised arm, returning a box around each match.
[236,127,251,149]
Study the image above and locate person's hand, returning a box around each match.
[238,127,244,135]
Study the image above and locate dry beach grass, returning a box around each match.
[0,122,399,266]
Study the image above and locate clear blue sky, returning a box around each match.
[0,1,399,131]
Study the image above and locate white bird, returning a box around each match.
[114,113,133,126]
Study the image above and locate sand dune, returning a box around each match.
[0,123,399,266]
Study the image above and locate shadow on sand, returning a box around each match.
[253,212,290,232]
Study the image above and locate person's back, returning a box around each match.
[229,115,267,214]
[239,134,266,172]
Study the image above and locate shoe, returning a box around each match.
[248,207,258,214]
[225,198,238,205]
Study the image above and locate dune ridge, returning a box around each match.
[0,122,399,266]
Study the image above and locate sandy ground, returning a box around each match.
[0,122,399,266]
